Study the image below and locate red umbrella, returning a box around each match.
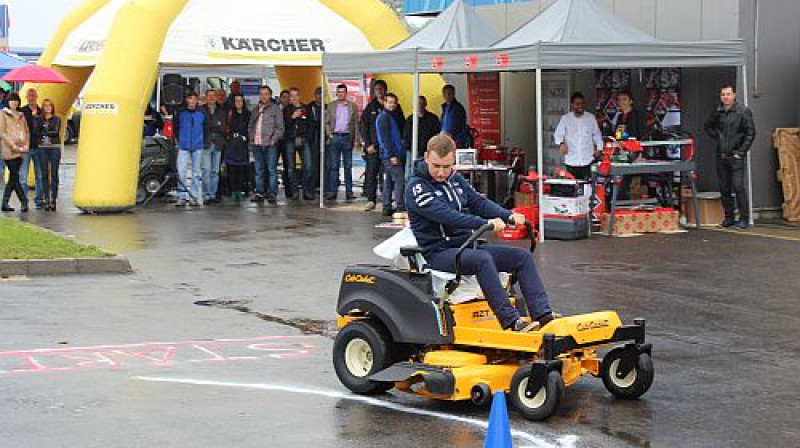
[2,65,70,83]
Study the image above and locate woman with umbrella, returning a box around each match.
[1,93,30,212]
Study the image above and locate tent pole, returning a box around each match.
[536,68,545,242]
[412,71,420,162]
[319,70,326,209]
[741,64,753,225]
[155,67,162,114]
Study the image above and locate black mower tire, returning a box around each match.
[332,319,396,395]
[509,366,565,421]
[601,348,654,400]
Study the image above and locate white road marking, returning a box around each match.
[133,376,578,448]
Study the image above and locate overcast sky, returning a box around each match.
[5,0,85,48]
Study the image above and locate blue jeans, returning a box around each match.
[177,149,202,201]
[427,244,552,329]
[251,145,279,198]
[20,147,45,205]
[39,147,61,203]
[284,138,313,196]
[325,134,354,194]
[201,144,221,200]
[381,159,405,211]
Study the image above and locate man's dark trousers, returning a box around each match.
[717,157,749,220]
[427,244,552,329]
[364,151,381,203]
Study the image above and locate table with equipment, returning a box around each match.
[593,138,701,235]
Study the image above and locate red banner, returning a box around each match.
[467,73,501,147]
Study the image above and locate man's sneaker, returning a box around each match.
[346,193,356,201]
[175,200,186,207]
[364,201,376,211]
[382,207,395,217]
[512,317,540,333]
[734,219,750,230]
[251,194,264,203]
[719,217,736,228]
[267,196,278,205]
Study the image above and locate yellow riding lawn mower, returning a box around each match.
[333,222,654,421]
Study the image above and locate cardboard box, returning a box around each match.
[542,195,589,217]
[601,209,680,235]
[682,191,725,226]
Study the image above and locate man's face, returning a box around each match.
[425,150,456,183]
[617,94,632,111]
[186,96,198,108]
[231,82,241,94]
[289,90,300,105]
[259,89,271,103]
[217,89,227,102]
[336,87,347,102]
[720,87,736,107]
[280,92,290,107]
[418,97,428,114]
[374,84,387,100]
[572,97,585,115]
[26,89,38,105]
[206,91,216,105]
[443,87,455,103]
[384,96,397,112]
[314,91,322,103]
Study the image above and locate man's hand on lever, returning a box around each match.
[488,218,507,232]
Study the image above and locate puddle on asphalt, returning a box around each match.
[194,298,336,338]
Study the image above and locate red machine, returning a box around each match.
[497,170,543,241]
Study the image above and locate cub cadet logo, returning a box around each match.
[344,274,375,285]
[577,319,609,332]
[206,36,326,53]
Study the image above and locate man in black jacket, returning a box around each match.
[360,79,404,211]
[402,95,440,181]
[704,84,756,230]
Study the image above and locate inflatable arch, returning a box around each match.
[39,0,443,212]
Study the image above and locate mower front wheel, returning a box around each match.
[333,319,396,395]
[601,347,654,400]
[509,365,564,421]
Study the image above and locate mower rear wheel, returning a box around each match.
[333,319,396,395]
[601,348,654,400]
[510,366,564,421]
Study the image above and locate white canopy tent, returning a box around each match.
[393,0,500,50]
[324,0,750,234]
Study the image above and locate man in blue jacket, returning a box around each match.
[376,93,406,216]
[405,135,556,332]
[173,91,206,206]
[440,84,469,148]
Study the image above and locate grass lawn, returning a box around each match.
[0,218,111,260]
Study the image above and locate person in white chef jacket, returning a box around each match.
[553,91,603,181]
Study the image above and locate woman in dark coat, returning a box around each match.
[225,94,251,202]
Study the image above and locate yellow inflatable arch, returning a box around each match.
[39,0,442,212]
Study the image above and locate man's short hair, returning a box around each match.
[570,91,585,103]
[385,93,398,102]
[615,90,632,99]
[289,87,300,94]
[336,84,348,91]
[314,86,322,95]
[443,84,455,93]
[280,89,289,96]
[259,85,273,94]
[427,134,456,158]
[720,83,737,93]
[185,90,198,99]
[373,79,387,89]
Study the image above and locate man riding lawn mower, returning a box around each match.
[333,136,654,421]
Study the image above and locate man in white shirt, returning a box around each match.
[553,92,603,180]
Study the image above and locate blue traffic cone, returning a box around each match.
[484,391,513,448]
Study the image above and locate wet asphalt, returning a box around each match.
[1,148,800,447]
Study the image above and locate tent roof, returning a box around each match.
[393,0,500,50]
[324,0,745,74]
[53,0,376,68]
[495,0,656,47]
[0,51,29,74]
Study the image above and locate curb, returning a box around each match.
[0,256,132,277]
